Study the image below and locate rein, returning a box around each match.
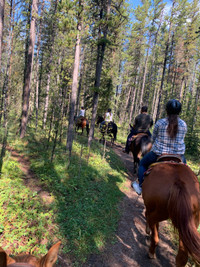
[8,263,35,267]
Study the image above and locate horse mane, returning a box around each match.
[13,255,38,262]
[168,178,200,264]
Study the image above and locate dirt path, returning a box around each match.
[84,142,177,267]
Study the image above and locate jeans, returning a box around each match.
[138,151,187,187]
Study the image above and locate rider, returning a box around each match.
[104,108,113,122]
[78,106,85,118]
[100,108,113,128]
[123,106,153,154]
[132,99,187,195]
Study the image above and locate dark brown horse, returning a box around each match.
[75,116,89,136]
[129,133,152,173]
[142,163,200,266]
[0,241,61,267]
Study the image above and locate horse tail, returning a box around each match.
[168,179,200,264]
[141,136,152,156]
[113,123,117,141]
[86,120,89,136]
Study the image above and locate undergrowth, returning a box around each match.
[0,128,128,265]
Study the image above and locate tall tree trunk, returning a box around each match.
[139,36,151,108]
[155,0,175,121]
[20,0,38,138]
[76,44,85,116]
[0,0,5,70]
[88,0,112,147]
[66,0,83,154]
[34,0,44,130]
[42,0,58,129]
[0,0,14,172]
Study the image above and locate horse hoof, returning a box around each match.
[148,252,156,259]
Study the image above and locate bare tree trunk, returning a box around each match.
[139,36,151,108]
[76,44,85,116]
[20,0,38,138]
[88,0,112,147]
[34,0,44,130]
[66,0,83,154]
[119,85,131,124]
[129,86,137,124]
[43,0,58,129]
[0,0,14,172]
[0,0,5,70]
[155,0,175,121]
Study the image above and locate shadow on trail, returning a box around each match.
[85,193,176,267]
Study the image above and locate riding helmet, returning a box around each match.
[166,99,182,115]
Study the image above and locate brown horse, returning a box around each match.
[129,133,152,173]
[75,116,89,136]
[142,163,200,266]
[0,241,61,267]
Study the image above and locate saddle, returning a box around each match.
[144,154,183,176]
[157,154,182,163]
[128,133,148,142]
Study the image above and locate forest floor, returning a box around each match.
[8,143,183,267]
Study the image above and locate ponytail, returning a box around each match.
[167,114,178,139]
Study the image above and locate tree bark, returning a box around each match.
[42,0,58,129]
[0,0,5,70]
[66,0,83,154]
[20,0,38,138]
[88,0,112,147]
[155,0,175,121]
[34,0,44,130]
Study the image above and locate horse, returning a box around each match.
[99,121,118,146]
[75,116,89,136]
[129,133,152,173]
[96,115,104,126]
[0,241,61,267]
[142,162,200,266]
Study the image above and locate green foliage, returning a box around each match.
[1,132,127,264]
[0,155,56,255]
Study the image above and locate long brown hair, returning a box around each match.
[167,114,178,138]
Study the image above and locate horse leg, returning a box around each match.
[133,155,139,174]
[145,211,151,235]
[148,216,159,259]
[176,238,188,267]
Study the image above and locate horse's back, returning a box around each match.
[142,163,200,221]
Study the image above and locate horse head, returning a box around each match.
[0,242,61,267]
[96,116,104,125]
[129,133,152,173]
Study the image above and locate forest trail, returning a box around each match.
[7,146,54,205]
[7,144,186,267]
[84,142,178,267]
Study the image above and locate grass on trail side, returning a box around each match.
[0,132,128,265]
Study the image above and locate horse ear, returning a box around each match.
[40,241,61,266]
[0,247,15,267]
